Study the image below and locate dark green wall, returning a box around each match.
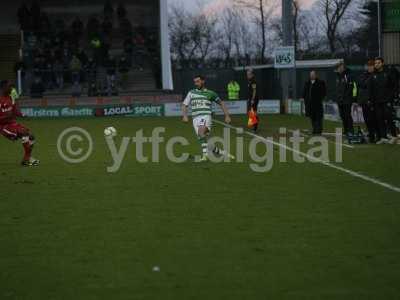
[173,66,364,101]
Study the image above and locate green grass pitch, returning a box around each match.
[1,115,400,299]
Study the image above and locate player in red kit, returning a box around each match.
[0,80,39,166]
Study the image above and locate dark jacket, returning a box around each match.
[105,58,116,75]
[336,69,355,104]
[357,71,374,105]
[247,78,259,101]
[370,68,398,104]
[303,78,326,119]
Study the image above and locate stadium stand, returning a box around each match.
[13,0,162,97]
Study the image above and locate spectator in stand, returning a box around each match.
[90,37,102,49]
[77,48,88,70]
[146,32,158,54]
[118,55,130,90]
[117,3,127,21]
[90,36,102,63]
[101,40,111,65]
[102,17,113,37]
[110,81,118,96]
[71,81,82,97]
[88,80,100,97]
[104,1,114,19]
[87,15,100,40]
[42,37,53,55]
[104,55,117,95]
[134,33,145,48]
[53,35,62,51]
[30,77,45,98]
[17,3,31,31]
[133,33,146,71]
[53,59,64,89]
[71,17,84,41]
[33,56,44,80]
[123,37,133,59]
[62,46,72,67]
[86,56,97,82]
[119,17,133,38]
[69,55,82,84]
[55,19,67,45]
[43,61,54,90]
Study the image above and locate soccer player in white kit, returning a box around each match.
[182,75,233,161]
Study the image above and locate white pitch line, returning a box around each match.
[289,129,355,149]
[322,132,344,136]
[215,120,400,194]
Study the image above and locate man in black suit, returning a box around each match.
[303,71,327,135]
[370,57,398,144]
[357,60,377,143]
[247,69,259,132]
[336,62,356,136]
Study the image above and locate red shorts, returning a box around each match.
[0,122,30,141]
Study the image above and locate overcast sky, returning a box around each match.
[169,0,317,11]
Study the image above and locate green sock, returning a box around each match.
[198,136,208,155]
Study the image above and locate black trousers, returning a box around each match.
[361,104,377,141]
[385,102,398,137]
[374,102,388,140]
[310,117,323,134]
[338,103,354,135]
[247,99,259,112]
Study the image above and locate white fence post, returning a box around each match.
[17,69,22,95]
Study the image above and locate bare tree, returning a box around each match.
[270,0,297,46]
[169,5,198,67]
[169,4,219,67]
[298,11,327,56]
[217,7,255,67]
[170,0,357,67]
[218,8,236,67]
[233,0,278,63]
[234,19,253,60]
[191,13,219,66]
[318,0,354,56]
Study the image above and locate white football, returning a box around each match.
[104,127,117,137]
